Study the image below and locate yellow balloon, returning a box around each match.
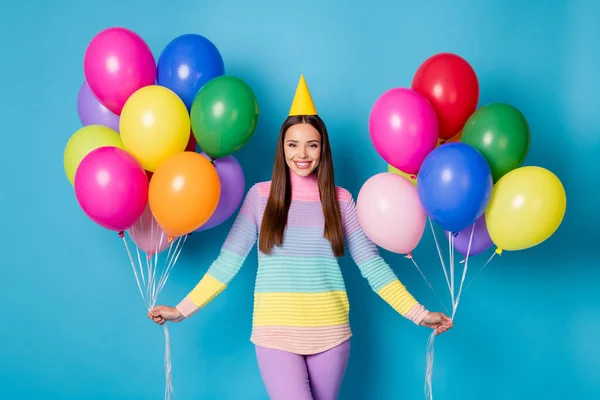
[485,166,566,251]
[120,85,190,171]
[63,125,124,185]
[388,164,417,185]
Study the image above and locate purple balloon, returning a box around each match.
[445,214,493,257]
[195,154,245,232]
[77,81,120,132]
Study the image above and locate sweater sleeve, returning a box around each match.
[176,184,260,318]
[341,191,429,325]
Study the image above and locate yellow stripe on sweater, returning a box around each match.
[253,291,350,327]
[377,279,419,316]
[188,274,227,309]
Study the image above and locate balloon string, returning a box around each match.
[422,221,504,399]
[423,222,476,399]
[406,254,449,316]
[154,235,187,306]
[163,321,174,400]
[462,251,498,293]
[424,331,435,400]
[452,225,474,319]
[428,218,451,293]
[421,219,452,400]
[449,233,455,310]
[122,236,147,306]
[121,231,188,400]
[129,226,148,287]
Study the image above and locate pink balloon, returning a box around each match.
[127,205,171,255]
[356,172,426,254]
[369,88,438,174]
[84,27,157,115]
[74,146,149,232]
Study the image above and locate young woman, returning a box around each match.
[149,75,453,399]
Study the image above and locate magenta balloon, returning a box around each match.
[356,172,426,254]
[195,154,245,232]
[84,27,156,115]
[445,214,493,257]
[77,81,120,131]
[369,88,438,174]
[127,205,171,255]
[74,146,148,231]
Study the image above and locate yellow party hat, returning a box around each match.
[289,74,317,116]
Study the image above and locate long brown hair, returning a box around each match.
[259,115,345,257]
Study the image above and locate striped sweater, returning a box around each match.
[176,172,429,355]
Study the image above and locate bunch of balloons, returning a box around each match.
[359,52,566,257]
[63,27,257,252]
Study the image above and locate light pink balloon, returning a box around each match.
[356,172,426,254]
[127,205,171,255]
[84,27,157,115]
[369,88,438,174]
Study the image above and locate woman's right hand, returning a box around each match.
[148,306,184,325]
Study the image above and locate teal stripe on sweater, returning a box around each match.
[355,257,398,292]
[206,250,248,285]
[255,256,346,292]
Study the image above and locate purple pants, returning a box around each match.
[255,340,351,400]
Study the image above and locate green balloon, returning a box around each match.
[461,103,530,182]
[190,75,259,159]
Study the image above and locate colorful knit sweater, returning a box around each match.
[176,172,429,355]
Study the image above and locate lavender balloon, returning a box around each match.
[195,155,245,232]
[445,214,493,257]
[77,81,120,132]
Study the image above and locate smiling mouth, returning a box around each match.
[294,161,312,169]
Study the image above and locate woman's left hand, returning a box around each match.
[420,312,453,335]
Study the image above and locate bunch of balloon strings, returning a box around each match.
[405,217,499,400]
[119,220,189,400]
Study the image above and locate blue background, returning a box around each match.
[2,0,599,399]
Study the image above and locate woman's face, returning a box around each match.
[283,123,321,177]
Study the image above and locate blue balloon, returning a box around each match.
[417,142,493,233]
[157,34,225,111]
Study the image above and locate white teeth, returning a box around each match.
[295,162,310,169]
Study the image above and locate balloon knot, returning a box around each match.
[118,231,124,238]
[405,253,413,259]
[410,174,417,180]
[168,236,174,243]
[495,247,503,255]
[452,231,459,237]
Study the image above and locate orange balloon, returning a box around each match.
[437,129,462,146]
[149,152,220,237]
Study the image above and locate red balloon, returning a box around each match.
[185,130,197,152]
[411,53,479,139]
